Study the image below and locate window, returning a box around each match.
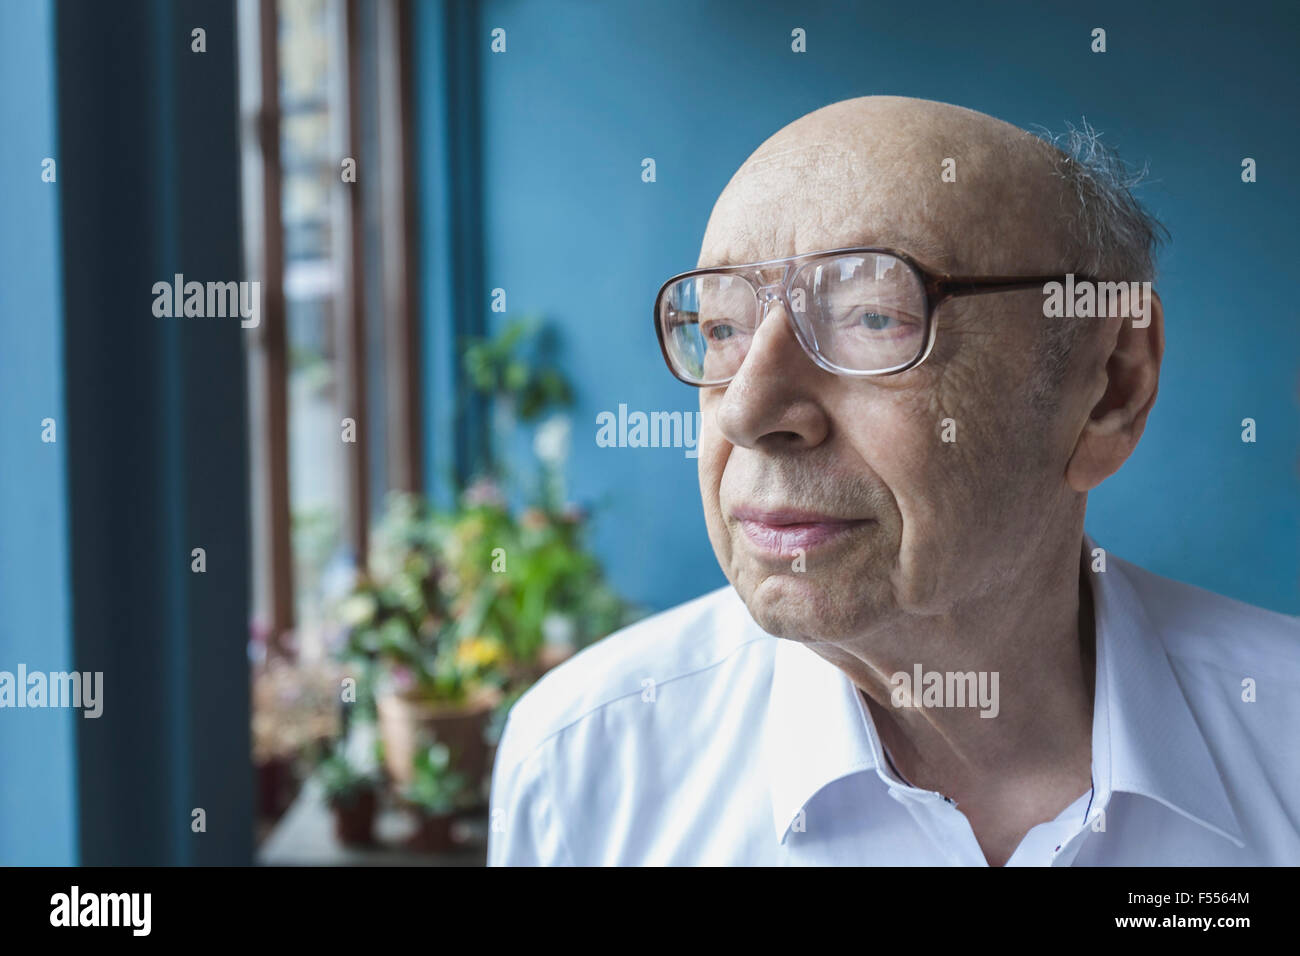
[238,0,421,827]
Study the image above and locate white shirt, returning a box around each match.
[487,534,1300,865]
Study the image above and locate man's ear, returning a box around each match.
[1066,289,1164,492]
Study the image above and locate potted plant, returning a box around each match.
[338,493,504,791]
[371,638,505,796]
[315,713,383,846]
[337,320,639,805]
[317,752,380,847]
[252,649,341,825]
[402,740,471,854]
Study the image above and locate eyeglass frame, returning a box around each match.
[653,245,1099,387]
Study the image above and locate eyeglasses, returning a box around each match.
[654,246,1094,387]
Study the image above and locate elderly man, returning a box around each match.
[487,96,1299,866]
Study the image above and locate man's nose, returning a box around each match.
[711,290,830,451]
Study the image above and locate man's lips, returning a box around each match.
[731,507,872,556]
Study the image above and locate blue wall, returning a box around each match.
[419,0,1299,614]
[0,0,77,866]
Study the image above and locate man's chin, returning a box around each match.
[736,568,877,642]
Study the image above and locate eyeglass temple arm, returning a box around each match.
[928,275,1095,306]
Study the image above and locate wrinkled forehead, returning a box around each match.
[698,133,1070,277]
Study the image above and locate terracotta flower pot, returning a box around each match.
[406,812,458,854]
[256,756,295,821]
[331,789,377,846]
[376,687,501,790]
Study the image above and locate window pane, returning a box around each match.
[279,0,347,649]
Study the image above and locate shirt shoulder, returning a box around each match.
[1114,553,1300,676]
[486,586,774,864]
[1112,555,1300,856]
[498,584,769,759]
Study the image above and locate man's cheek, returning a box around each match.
[696,427,732,556]
[696,407,729,495]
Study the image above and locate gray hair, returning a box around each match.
[1023,119,1170,404]
[1029,118,1171,282]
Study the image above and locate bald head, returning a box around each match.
[700,96,1077,278]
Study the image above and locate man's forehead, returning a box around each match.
[698,229,956,273]
[698,164,975,274]
[697,102,1070,276]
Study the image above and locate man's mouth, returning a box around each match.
[730,507,872,557]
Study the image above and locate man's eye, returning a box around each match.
[702,321,737,342]
[856,310,900,331]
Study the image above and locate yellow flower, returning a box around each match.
[455,636,505,671]
[457,515,487,543]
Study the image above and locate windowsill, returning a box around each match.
[257,777,488,866]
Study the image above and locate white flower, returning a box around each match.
[542,612,576,647]
[534,414,571,468]
[343,718,379,776]
[338,592,378,628]
[427,742,451,769]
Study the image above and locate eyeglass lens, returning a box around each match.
[659,252,928,384]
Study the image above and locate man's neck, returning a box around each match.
[817,535,1098,865]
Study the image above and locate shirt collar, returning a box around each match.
[758,532,1246,848]
[761,631,880,843]
[1083,531,1245,848]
